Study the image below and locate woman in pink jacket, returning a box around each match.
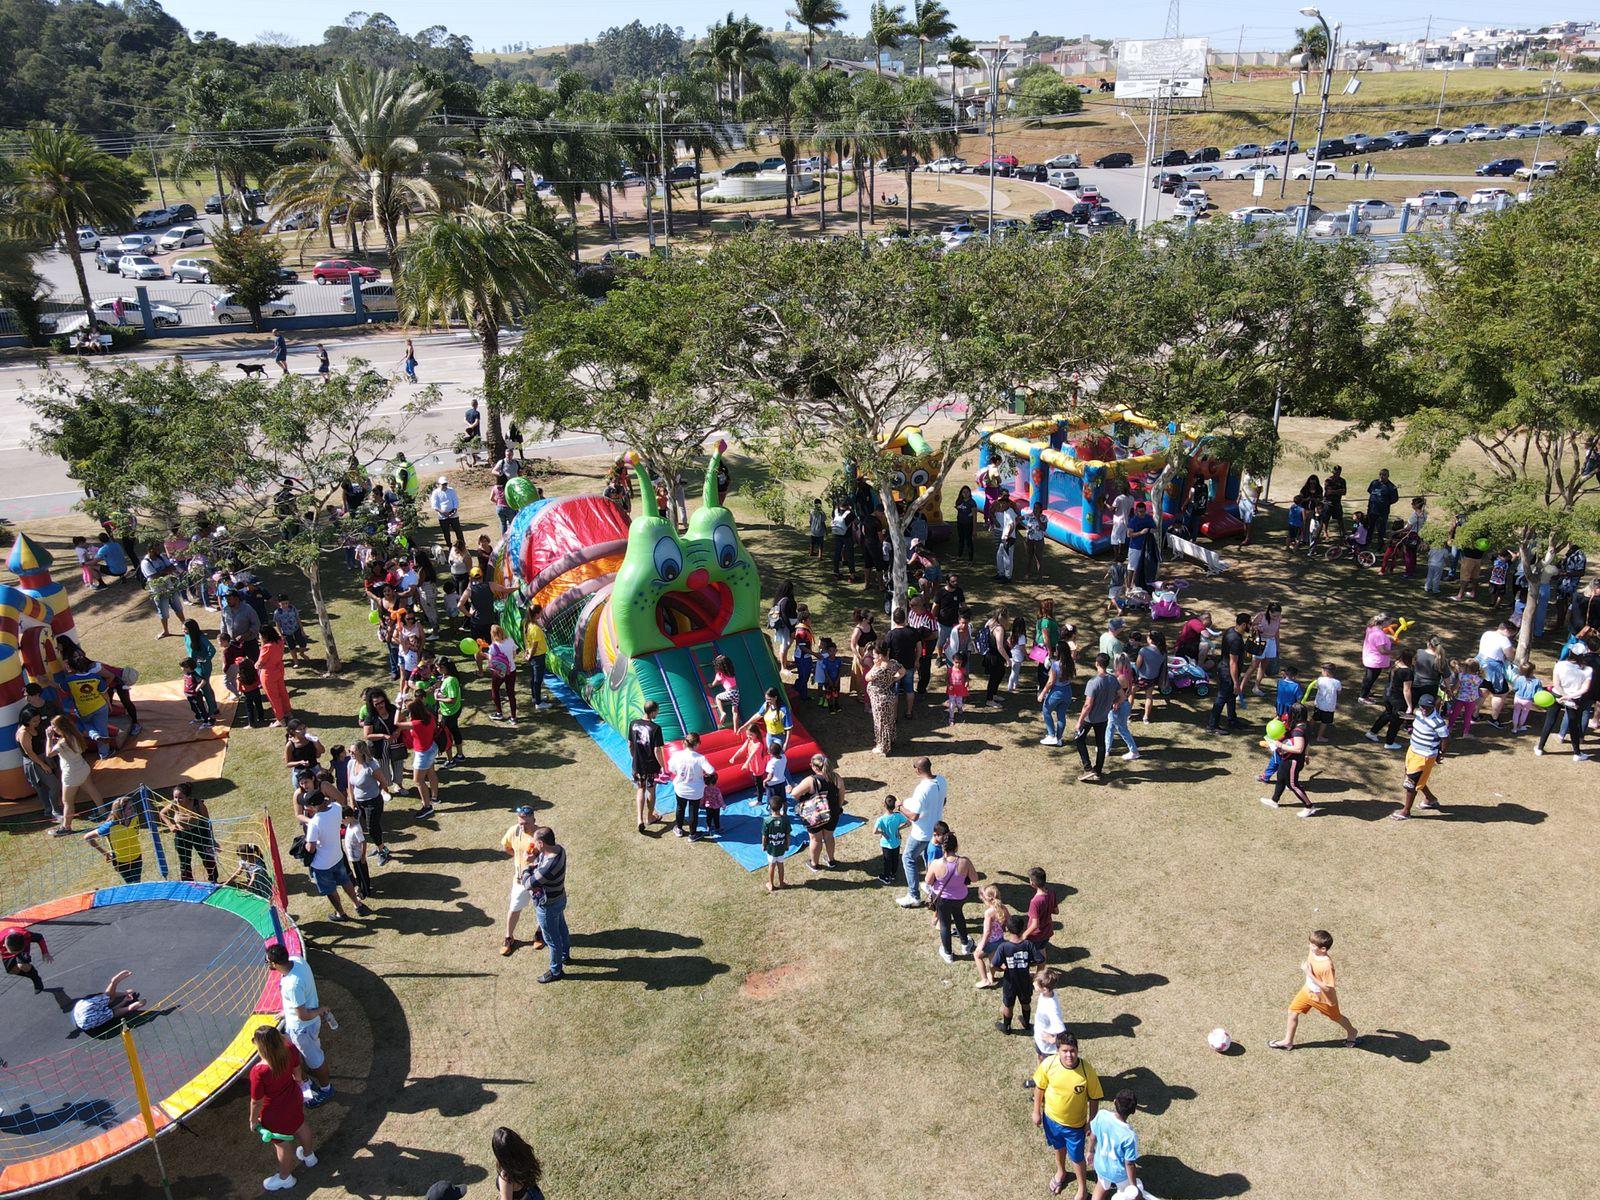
[1358,613,1396,705]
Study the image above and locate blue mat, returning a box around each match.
[546,676,864,871]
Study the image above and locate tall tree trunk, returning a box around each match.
[214,161,231,232]
[879,476,910,607]
[869,162,876,223]
[919,41,926,75]
[818,161,827,231]
[481,318,505,460]
[304,557,341,674]
[64,227,94,325]
[807,31,815,70]
[567,197,581,266]
[855,157,864,236]
[784,157,793,219]
[608,182,618,241]
[904,159,914,229]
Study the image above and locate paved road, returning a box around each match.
[0,331,617,522]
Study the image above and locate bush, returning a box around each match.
[749,480,796,527]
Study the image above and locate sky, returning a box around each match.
[159,0,1589,55]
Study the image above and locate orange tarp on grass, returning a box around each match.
[93,678,236,796]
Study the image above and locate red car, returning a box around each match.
[312,259,381,284]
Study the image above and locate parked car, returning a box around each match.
[75,227,100,251]
[972,159,1014,176]
[1476,158,1524,176]
[926,156,967,172]
[1180,163,1224,181]
[938,221,976,246]
[117,254,164,280]
[1342,133,1374,150]
[991,217,1026,238]
[1044,152,1081,169]
[274,211,320,231]
[204,193,225,214]
[1154,171,1187,193]
[170,203,197,222]
[1281,203,1325,224]
[1309,213,1372,238]
[1149,149,1189,167]
[115,234,156,255]
[1585,123,1600,137]
[1188,146,1221,163]
[1068,201,1099,224]
[940,229,975,252]
[1076,187,1103,206]
[1093,152,1135,169]
[1228,162,1278,179]
[664,163,700,182]
[133,207,176,230]
[1551,120,1585,137]
[1504,124,1544,140]
[1466,125,1504,141]
[1031,208,1073,229]
[340,282,397,314]
[1311,139,1353,159]
[1406,189,1466,212]
[1363,136,1395,153]
[722,160,760,176]
[1290,161,1338,180]
[1469,186,1514,209]
[1014,163,1048,182]
[1229,205,1286,224]
[1514,161,1559,180]
[212,292,298,323]
[172,257,215,283]
[1352,198,1396,219]
[602,249,645,264]
[1223,143,1264,160]
[94,248,121,273]
[98,296,181,327]
[312,258,381,284]
[1429,128,1468,145]
[1264,138,1300,155]
[274,266,300,284]
[1172,193,1211,219]
[756,156,786,172]
[1085,208,1127,230]
[1390,133,1432,149]
[158,225,206,251]
[1382,129,1412,141]
[1046,167,1080,189]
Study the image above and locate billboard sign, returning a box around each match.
[1115,37,1209,99]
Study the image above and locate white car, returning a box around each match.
[937,221,976,246]
[1514,161,1559,180]
[339,282,398,314]
[1429,129,1468,145]
[1352,199,1396,220]
[1309,213,1372,238]
[133,207,177,230]
[1172,195,1211,219]
[1290,161,1338,180]
[212,292,298,323]
[1505,123,1551,139]
[1466,126,1504,141]
[1405,190,1466,213]
[81,296,181,327]
[1044,152,1081,169]
[274,211,320,231]
[171,257,216,283]
[1180,163,1224,181]
[1227,162,1278,179]
[75,227,100,250]
[1585,123,1600,137]
[117,255,164,280]
[1223,143,1264,160]
[158,225,206,251]
[1229,205,1286,224]
[1468,187,1514,209]
[115,234,156,255]
[1343,133,1373,150]
[926,157,967,173]
[1046,167,1080,188]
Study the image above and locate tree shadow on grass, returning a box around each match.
[1096,1065,1197,1117]
[1138,1154,1251,1197]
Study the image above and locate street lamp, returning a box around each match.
[1295,7,1339,237]
[981,46,1011,239]
[149,123,177,209]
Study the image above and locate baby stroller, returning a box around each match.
[1159,655,1211,697]
[1149,585,1184,620]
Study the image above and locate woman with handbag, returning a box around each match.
[923,827,978,963]
[864,644,906,756]
[789,754,845,871]
[1240,601,1284,698]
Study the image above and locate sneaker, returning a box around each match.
[1077,771,1099,783]
[939,949,955,964]
[993,1020,1013,1035]
[416,805,436,821]
[1575,753,1592,762]
[638,822,646,835]
[1533,747,1545,756]
[1259,797,1278,808]
[537,969,563,984]
[375,846,392,866]
[807,861,820,872]
[263,1174,296,1191]
[1296,807,1320,818]
[1384,742,1404,751]
[961,941,977,957]
[675,827,688,838]
[1364,732,1381,743]
[1121,750,1140,762]
[355,903,372,916]
[1039,736,1061,746]
[127,722,143,736]
[295,1149,318,1168]
[896,895,924,908]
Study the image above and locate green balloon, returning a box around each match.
[1266,719,1287,740]
[459,637,480,657]
[505,476,537,511]
[1474,538,1489,552]
[1533,689,1557,709]
[367,610,381,625]
[397,535,409,549]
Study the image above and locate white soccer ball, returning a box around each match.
[1207,1027,1232,1053]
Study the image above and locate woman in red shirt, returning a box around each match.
[257,627,293,726]
[395,697,440,820]
[249,1025,316,1192]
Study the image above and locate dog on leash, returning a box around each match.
[237,363,268,379]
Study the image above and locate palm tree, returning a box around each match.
[667,74,732,227]
[399,209,568,458]
[798,69,854,230]
[3,128,144,325]
[743,64,807,219]
[788,0,848,70]
[533,121,615,268]
[944,34,983,70]
[729,16,777,104]
[276,64,470,275]
[868,1,907,73]
[906,0,955,75]
[1290,25,1329,68]
[871,76,956,229]
[848,73,895,231]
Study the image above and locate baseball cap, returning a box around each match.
[426,1185,466,1200]
[469,566,483,577]
[437,475,448,485]
[1416,694,1437,709]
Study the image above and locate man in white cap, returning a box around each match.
[429,476,464,551]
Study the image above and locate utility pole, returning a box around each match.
[657,74,674,256]
[1232,25,1245,83]
[148,134,168,209]
[1297,8,1338,236]
[1280,73,1304,198]
[983,45,1011,239]
[1435,65,1450,126]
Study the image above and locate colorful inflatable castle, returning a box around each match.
[975,412,1244,555]
[1,534,79,810]
[497,450,822,800]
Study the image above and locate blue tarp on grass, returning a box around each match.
[545,675,864,872]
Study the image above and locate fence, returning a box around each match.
[32,277,384,343]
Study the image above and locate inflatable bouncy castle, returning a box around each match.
[974,412,1244,555]
[1,534,80,807]
[498,450,821,795]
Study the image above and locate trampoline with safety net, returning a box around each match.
[0,880,300,1196]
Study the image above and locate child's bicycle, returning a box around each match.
[1321,533,1377,568]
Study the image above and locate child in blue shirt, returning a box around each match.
[815,638,843,712]
[1511,661,1543,734]
[1087,1090,1142,1198]
[873,795,908,885]
[1259,666,1303,783]
[273,595,310,666]
[1286,496,1306,547]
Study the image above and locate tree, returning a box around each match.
[905,0,955,75]
[743,64,808,218]
[208,226,288,330]
[860,76,957,229]
[1,128,145,326]
[398,208,569,459]
[868,1,907,72]
[1386,156,1600,663]
[663,74,731,227]
[1010,63,1084,120]
[787,0,848,70]
[499,263,759,528]
[1290,25,1329,67]
[798,68,856,230]
[944,35,982,70]
[26,363,438,673]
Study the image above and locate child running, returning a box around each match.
[1260,703,1317,817]
[946,652,970,725]
[973,883,1011,990]
[1270,929,1359,1050]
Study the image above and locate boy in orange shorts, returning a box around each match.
[1270,929,1360,1050]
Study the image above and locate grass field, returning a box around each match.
[3,416,1596,1200]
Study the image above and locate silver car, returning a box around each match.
[212,292,298,324]
[115,234,156,255]
[158,225,206,251]
[171,257,216,283]
[339,282,397,314]
[117,255,165,280]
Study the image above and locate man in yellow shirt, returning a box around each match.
[499,803,546,957]
[1031,1033,1103,1198]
